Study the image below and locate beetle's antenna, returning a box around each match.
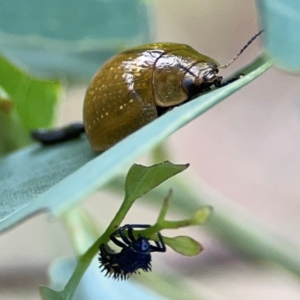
[219,29,264,69]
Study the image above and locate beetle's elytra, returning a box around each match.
[31,31,263,151]
[84,42,224,151]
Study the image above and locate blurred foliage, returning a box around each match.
[258,0,300,73]
[40,162,209,300]
[43,258,165,300]
[0,0,151,82]
[0,54,62,155]
[2,1,300,299]
[0,56,271,233]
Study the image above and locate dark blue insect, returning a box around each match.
[99,224,166,280]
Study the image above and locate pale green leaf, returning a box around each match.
[164,236,203,256]
[0,55,272,233]
[125,162,189,201]
[0,53,62,130]
[0,0,151,81]
[257,0,300,72]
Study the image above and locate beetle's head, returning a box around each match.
[182,62,222,98]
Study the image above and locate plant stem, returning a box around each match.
[57,192,139,300]
[104,174,300,278]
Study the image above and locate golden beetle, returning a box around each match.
[32,31,263,151]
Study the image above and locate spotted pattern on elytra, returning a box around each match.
[83,43,224,152]
[83,49,164,151]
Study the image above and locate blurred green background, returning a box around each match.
[1,1,300,300]
[0,0,150,81]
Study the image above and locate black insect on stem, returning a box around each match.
[99,224,166,280]
[31,123,85,145]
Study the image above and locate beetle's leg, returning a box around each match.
[110,224,143,247]
[113,224,165,249]
[127,226,136,242]
[110,228,128,248]
[99,243,115,254]
[119,224,151,232]
[149,232,166,252]
[127,224,152,240]
[113,224,138,244]
[119,224,151,242]
[31,123,85,145]
[118,227,132,245]
[110,224,151,247]
[127,224,165,250]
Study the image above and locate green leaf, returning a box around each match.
[0,0,151,82]
[125,162,189,201]
[106,163,189,241]
[164,236,203,256]
[0,55,272,233]
[40,162,189,300]
[107,163,188,236]
[0,53,62,131]
[257,0,300,72]
[109,171,300,278]
[0,96,31,155]
[190,207,213,225]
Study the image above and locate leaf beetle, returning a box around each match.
[32,30,263,151]
[99,224,166,280]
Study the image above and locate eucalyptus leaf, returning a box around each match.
[0,55,272,233]
[257,0,300,72]
[0,0,151,81]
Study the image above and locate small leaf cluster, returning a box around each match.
[40,161,211,300]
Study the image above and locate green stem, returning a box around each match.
[161,219,193,228]
[63,239,99,296]
[150,143,300,277]
[58,193,137,299]
[104,174,300,278]
[156,189,171,222]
